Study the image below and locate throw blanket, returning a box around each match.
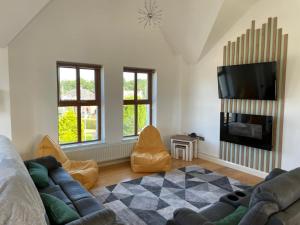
[0,136,47,225]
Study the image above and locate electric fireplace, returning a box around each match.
[220,112,273,151]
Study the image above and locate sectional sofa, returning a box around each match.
[0,135,121,225]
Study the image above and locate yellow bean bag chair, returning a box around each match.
[131,125,171,173]
[35,136,98,190]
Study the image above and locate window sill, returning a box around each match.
[122,136,138,143]
[61,141,105,152]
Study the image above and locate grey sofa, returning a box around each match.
[167,168,300,225]
[25,156,122,225]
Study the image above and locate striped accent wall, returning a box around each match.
[220,17,288,173]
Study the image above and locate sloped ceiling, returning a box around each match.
[160,0,260,64]
[0,0,51,47]
[160,0,224,64]
[1,0,259,63]
[199,0,261,60]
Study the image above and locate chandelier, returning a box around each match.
[138,0,162,28]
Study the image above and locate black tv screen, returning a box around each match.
[218,62,277,100]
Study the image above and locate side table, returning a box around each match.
[170,135,199,160]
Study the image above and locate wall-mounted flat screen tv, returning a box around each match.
[218,62,277,100]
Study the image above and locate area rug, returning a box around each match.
[91,165,250,225]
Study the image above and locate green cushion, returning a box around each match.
[40,193,80,225]
[27,161,49,188]
[215,206,248,225]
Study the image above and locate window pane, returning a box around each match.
[123,105,135,136]
[138,104,150,133]
[59,67,77,100]
[81,106,98,142]
[123,72,135,100]
[58,107,78,144]
[80,69,96,100]
[137,73,148,100]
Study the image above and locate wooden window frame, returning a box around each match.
[123,67,153,137]
[57,61,102,145]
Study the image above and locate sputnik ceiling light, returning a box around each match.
[138,0,162,28]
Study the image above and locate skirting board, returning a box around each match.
[198,153,268,179]
[97,154,268,179]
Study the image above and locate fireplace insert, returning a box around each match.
[220,112,273,150]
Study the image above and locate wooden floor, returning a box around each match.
[94,158,262,189]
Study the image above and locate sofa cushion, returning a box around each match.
[73,197,103,216]
[60,180,91,201]
[239,201,279,225]
[66,209,117,225]
[40,185,72,205]
[41,193,80,225]
[173,208,210,225]
[27,162,49,188]
[38,177,56,192]
[50,167,73,184]
[267,199,300,225]
[200,202,235,222]
[250,167,300,210]
[215,206,248,225]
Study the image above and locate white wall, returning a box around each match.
[8,0,184,158]
[181,0,300,170]
[0,48,12,138]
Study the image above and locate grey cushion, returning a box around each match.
[166,219,178,225]
[49,167,73,184]
[173,208,211,225]
[250,167,300,210]
[239,201,279,225]
[39,185,72,205]
[59,180,91,201]
[200,201,235,221]
[67,203,77,212]
[267,199,300,225]
[66,209,116,225]
[73,197,103,217]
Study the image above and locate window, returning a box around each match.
[123,67,153,137]
[57,62,101,145]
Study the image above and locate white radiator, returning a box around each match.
[65,141,135,163]
[65,137,170,163]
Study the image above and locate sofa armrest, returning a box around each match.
[173,208,213,225]
[66,208,117,225]
[239,201,279,225]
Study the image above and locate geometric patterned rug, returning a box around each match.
[91,165,250,225]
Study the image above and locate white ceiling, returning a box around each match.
[160,0,224,64]
[199,0,261,60]
[160,0,260,64]
[0,0,51,47]
[0,0,259,63]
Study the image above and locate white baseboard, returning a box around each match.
[198,152,268,179]
[96,152,268,178]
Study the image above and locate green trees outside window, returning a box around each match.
[123,69,152,136]
[57,62,101,145]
